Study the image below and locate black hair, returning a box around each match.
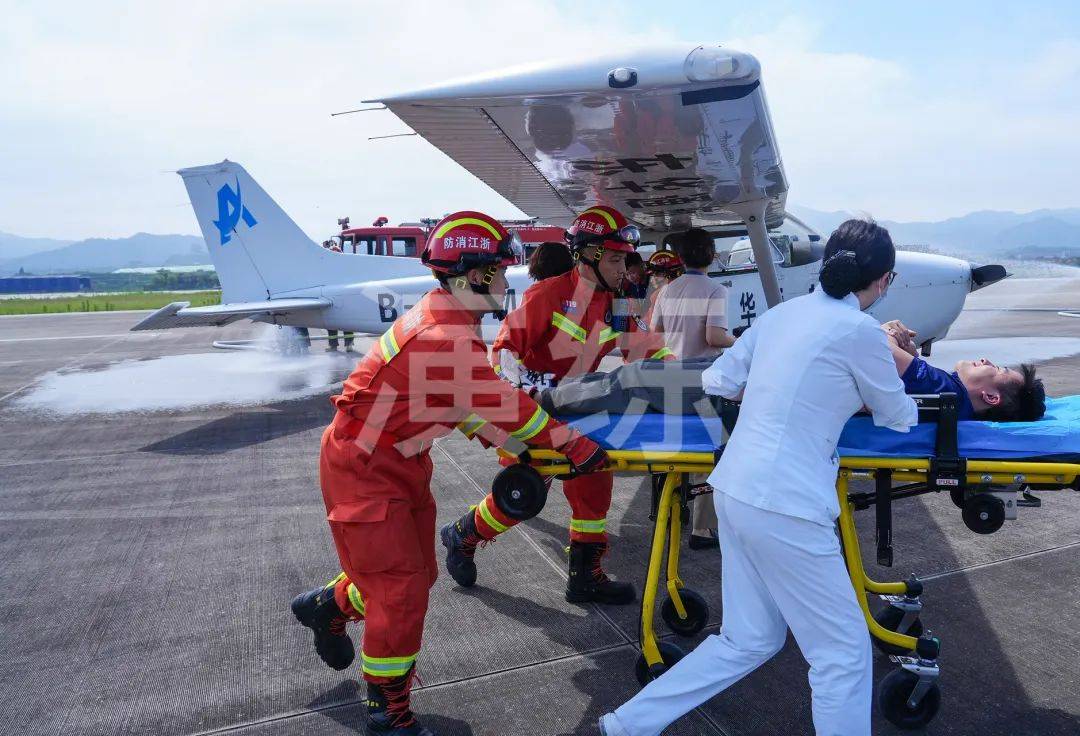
[819,219,896,299]
[981,363,1046,422]
[624,251,644,269]
[674,228,716,269]
[527,242,574,281]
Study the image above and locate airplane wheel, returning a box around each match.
[661,589,709,637]
[634,642,685,687]
[878,668,941,730]
[872,605,923,656]
[962,494,1005,535]
[949,489,965,508]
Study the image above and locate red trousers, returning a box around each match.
[473,468,613,544]
[319,425,437,683]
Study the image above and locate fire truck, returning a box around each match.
[325,216,566,261]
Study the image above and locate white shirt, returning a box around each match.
[703,289,918,526]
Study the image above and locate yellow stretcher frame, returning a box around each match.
[509,448,1080,714]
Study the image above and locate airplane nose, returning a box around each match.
[970,263,1007,292]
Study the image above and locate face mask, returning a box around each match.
[862,280,889,312]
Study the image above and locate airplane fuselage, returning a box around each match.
[264,250,972,350]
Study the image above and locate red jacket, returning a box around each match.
[492,267,672,381]
[331,288,580,455]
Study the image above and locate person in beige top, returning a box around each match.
[651,228,735,548]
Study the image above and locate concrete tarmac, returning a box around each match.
[2,282,1079,735]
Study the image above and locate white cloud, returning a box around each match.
[0,4,1077,240]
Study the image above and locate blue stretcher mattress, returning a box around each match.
[560,395,1080,460]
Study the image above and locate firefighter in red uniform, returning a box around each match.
[441,206,673,605]
[290,212,608,736]
[644,250,685,325]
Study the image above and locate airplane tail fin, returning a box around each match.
[178,160,426,303]
[179,160,326,302]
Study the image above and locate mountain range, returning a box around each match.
[789,206,1080,257]
[3,206,1080,275]
[1,232,207,274]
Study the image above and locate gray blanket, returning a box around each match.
[538,359,721,417]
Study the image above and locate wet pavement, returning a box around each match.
[2,280,1079,735]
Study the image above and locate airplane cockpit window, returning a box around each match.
[721,237,786,272]
[712,234,823,274]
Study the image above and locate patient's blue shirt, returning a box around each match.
[901,356,975,420]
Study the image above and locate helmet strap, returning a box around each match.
[451,267,506,318]
[577,243,618,293]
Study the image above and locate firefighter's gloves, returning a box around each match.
[562,435,609,475]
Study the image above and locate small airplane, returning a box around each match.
[133,43,1006,352]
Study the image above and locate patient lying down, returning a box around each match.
[881,320,1045,422]
[538,322,1046,423]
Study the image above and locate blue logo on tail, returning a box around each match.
[213,178,257,245]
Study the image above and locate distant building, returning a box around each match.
[0,275,93,294]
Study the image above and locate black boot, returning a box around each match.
[366,671,436,735]
[290,585,355,671]
[440,510,482,588]
[565,541,636,605]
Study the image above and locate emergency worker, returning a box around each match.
[291,212,608,736]
[600,219,918,736]
[643,250,684,324]
[442,205,673,606]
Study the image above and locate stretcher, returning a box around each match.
[495,393,1080,729]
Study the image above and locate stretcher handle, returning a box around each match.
[499,448,717,465]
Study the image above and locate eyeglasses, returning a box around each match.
[886,271,898,285]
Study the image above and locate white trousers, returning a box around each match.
[606,493,872,736]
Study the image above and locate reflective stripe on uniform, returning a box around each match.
[477,496,509,533]
[360,651,417,678]
[379,327,401,362]
[570,517,607,534]
[433,217,503,240]
[324,571,348,589]
[649,347,674,360]
[599,327,620,344]
[510,406,549,442]
[457,413,487,438]
[551,313,587,343]
[347,583,366,616]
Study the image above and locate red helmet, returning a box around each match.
[421,211,523,275]
[565,206,640,255]
[646,250,684,277]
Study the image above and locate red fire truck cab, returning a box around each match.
[328,217,566,262]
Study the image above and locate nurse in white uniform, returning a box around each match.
[600,220,919,736]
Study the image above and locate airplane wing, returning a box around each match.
[368,44,788,234]
[130,297,330,331]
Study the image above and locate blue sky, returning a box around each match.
[1,1,1077,240]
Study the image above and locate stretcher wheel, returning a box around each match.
[872,605,923,656]
[660,589,709,637]
[878,668,941,729]
[634,641,685,687]
[961,493,1005,535]
[949,489,965,508]
[492,464,548,521]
